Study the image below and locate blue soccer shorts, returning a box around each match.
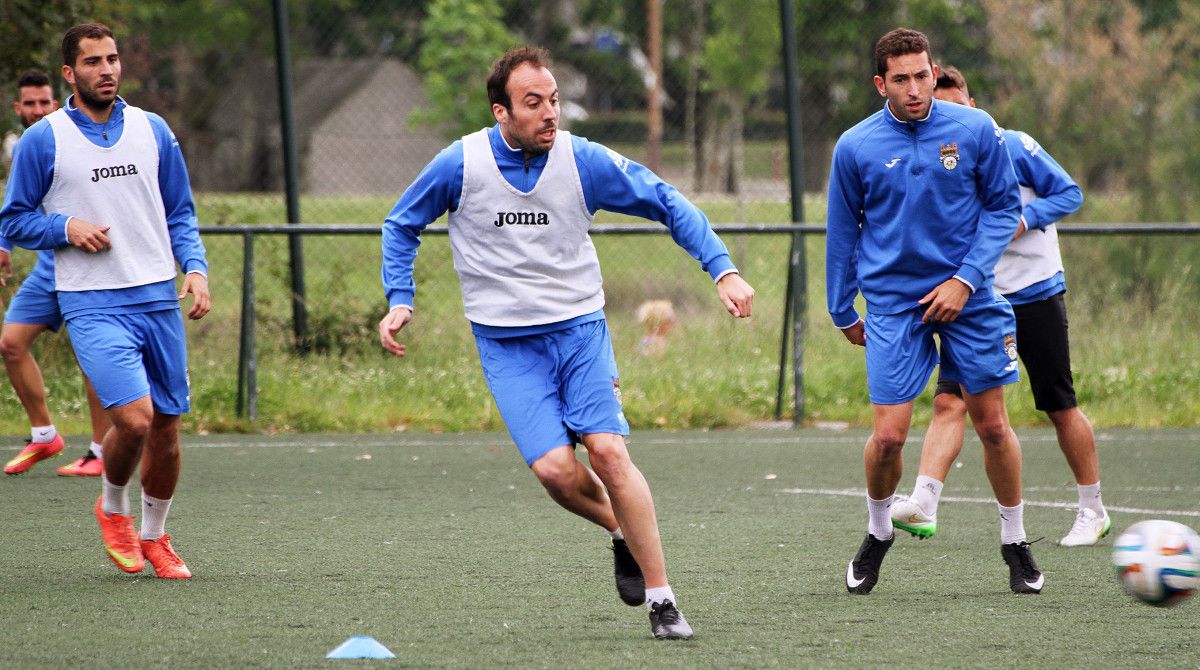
[3,261,63,331]
[475,319,630,466]
[865,291,1020,405]
[66,309,191,413]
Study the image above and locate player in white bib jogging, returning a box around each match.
[0,23,210,579]
[1,68,112,477]
[890,66,1111,548]
[379,46,755,640]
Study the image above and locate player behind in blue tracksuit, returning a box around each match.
[890,65,1111,549]
[826,28,1043,596]
[0,23,209,579]
[1,68,113,477]
[378,46,755,640]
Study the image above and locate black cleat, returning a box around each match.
[845,533,894,594]
[612,539,645,606]
[649,600,693,640]
[1001,540,1045,594]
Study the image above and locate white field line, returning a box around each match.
[782,487,1200,518]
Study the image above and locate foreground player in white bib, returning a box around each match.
[0,23,210,578]
[379,46,755,640]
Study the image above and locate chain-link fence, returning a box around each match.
[2,1,1200,433]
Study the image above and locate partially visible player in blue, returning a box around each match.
[1,68,112,478]
[890,66,1110,548]
[0,23,210,579]
[826,29,1043,595]
[379,46,755,640]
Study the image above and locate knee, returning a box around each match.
[870,429,907,460]
[974,417,1012,448]
[149,416,181,451]
[113,411,153,440]
[932,392,968,422]
[1047,406,1085,429]
[531,455,576,498]
[0,334,27,363]
[584,438,631,480]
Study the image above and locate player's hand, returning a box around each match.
[918,278,971,323]
[840,320,866,346]
[178,272,211,320]
[1012,216,1027,241]
[717,273,755,318]
[66,218,111,253]
[0,248,10,287]
[379,306,412,357]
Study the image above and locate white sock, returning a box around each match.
[609,527,624,541]
[999,502,1026,544]
[89,441,104,459]
[140,493,173,541]
[645,585,676,608]
[101,475,129,516]
[912,475,944,516]
[31,425,56,443]
[867,495,895,541]
[1077,481,1104,515]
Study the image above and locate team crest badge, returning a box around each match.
[1003,334,1017,361]
[939,142,959,171]
[612,377,623,404]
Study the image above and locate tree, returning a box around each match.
[411,0,517,139]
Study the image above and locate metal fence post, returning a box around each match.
[778,0,807,426]
[236,232,258,421]
[272,0,309,353]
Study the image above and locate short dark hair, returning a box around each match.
[486,46,552,111]
[17,69,51,91]
[874,28,931,77]
[936,65,969,96]
[62,23,115,68]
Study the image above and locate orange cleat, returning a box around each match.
[94,496,144,573]
[140,534,192,579]
[57,453,104,477]
[4,435,66,475]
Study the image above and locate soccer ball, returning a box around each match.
[1111,520,1200,607]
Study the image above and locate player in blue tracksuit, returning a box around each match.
[1,68,111,477]
[0,24,209,579]
[890,66,1111,549]
[379,47,755,640]
[826,29,1043,596]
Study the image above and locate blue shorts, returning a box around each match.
[66,309,191,413]
[475,319,630,466]
[3,262,62,331]
[865,292,1019,405]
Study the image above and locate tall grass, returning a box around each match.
[1,191,1196,435]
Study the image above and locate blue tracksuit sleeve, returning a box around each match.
[148,113,207,275]
[956,114,1021,291]
[1007,131,1083,230]
[0,122,71,250]
[381,141,464,310]
[825,136,864,328]
[572,137,735,281]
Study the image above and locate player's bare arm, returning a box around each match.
[378,306,412,357]
[0,248,10,286]
[716,272,755,318]
[178,271,210,320]
[918,278,972,323]
[65,217,111,253]
[840,319,866,346]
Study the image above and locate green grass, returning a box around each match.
[0,428,1197,668]
[1,191,1198,435]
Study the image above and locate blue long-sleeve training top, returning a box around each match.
[999,128,1083,304]
[0,96,207,318]
[382,124,736,337]
[825,99,1021,328]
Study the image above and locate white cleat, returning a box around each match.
[890,495,937,539]
[1058,507,1112,547]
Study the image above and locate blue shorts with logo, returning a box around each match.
[3,259,62,331]
[475,319,630,466]
[66,309,191,413]
[865,291,1019,405]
